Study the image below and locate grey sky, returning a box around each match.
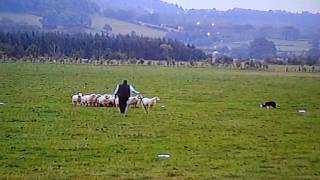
[162,0,320,13]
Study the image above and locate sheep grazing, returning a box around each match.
[105,95,117,107]
[87,94,98,106]
[260,101,277,109]
[93,94,102,106]
[80,94,90,106]
[127,95,140,107]
[80,94,97,106]
[74,93,151,110]
[140,96,160,112]
[71,93,83,105]
[97,95,113,107]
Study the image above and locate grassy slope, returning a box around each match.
[0,12,42,27]
[0,13,166,38]
[91,15,167,38]
[0,64,319,179]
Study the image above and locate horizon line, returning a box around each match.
[160,0,320,14]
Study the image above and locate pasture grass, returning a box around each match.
[0,63,319,179]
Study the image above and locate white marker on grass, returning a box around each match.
[157,154,170,158]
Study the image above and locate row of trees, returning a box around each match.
[0,32,208,61]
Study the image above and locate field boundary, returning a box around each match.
[1,57,320,74]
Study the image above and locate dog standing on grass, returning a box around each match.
[260,101,277,109]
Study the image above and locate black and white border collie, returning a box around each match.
[260,101,277,109]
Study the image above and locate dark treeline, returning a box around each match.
[0,32,208,61]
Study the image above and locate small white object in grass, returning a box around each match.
[0,102,4,105]
[158,154,170,158]
[298,110,306,113]
[161,105,165,108]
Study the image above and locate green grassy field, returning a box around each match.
[0,63,319,179]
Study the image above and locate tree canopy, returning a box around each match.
[0,31,208,61]
[249,37,277,59]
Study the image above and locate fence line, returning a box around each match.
[1,56,319,73]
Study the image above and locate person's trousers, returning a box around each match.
[118,96,129,114]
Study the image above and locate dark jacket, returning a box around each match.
[116,84,130,98]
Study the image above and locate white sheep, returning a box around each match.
[97,95,113,107]
[127,95,140,107]
[81,94,97,106]
[81,95,90,106]
[140,96,160,112]
[103,94,117,107]
[71,93,82,106]
[93,94,102,106]
[88,94,98,106]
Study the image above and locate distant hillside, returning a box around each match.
[91,15,166,38]
[1,0,319,31]
[0,0,167,37]
[1,0,319,35]
[0,12,42,27]
[0,0,98,15]
[0,12,167,37]
[92,0,183,15]
[91,0,320,47]
[91,0,320,30]
[0,0,319,53]
[0,0,97,29]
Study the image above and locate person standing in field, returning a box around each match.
[113,80,140,116]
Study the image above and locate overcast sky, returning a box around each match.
[162,0,320,13]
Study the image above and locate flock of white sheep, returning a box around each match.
[71,93,161,111]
